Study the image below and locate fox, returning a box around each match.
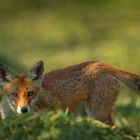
[0,60,140,125]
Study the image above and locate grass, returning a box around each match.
[0,110,140,140]
[0,0,140,139]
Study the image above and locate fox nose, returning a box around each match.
[21,107,28,113]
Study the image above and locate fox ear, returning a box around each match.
[0,63,13,85]
[28,60,44,83]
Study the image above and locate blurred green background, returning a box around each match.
[0,0,140,139]
[0,0,140,72]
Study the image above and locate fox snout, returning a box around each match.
[21,107,28,113]
[17,105,32,114]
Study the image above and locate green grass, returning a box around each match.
[0,110,140,140]
[0,0,140,139]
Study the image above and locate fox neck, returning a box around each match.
[6,96,17,113]
[0,95,17,119]
[31,91,57,111]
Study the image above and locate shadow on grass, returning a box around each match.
[115,104,140,117]
[0,55,26,73]
[0,0,123,14]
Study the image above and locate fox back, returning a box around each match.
[42,61,140,125]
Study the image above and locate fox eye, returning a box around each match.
[11,92,18,98]
[27,91,34,97]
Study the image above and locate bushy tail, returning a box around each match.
[110,67,140,91]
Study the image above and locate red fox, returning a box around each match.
[0,60,140,124]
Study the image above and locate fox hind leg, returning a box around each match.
[85,76,120,125]
[85,90,119,125]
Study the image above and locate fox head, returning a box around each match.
[0,60,44,114]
